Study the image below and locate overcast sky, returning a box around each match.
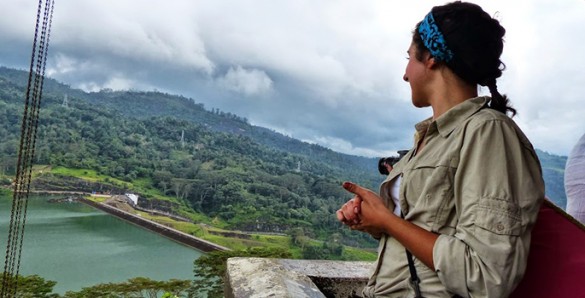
[1,0,584,157]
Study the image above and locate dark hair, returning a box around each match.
[413,1,516,116]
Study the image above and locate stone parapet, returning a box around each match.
[225,257,372,297]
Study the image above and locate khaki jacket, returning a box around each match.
[363,97,545,297]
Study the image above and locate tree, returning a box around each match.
[0,156,17,176]
[288,227,309,250]
[0,273,59,298]
[62,277,190,298]
[170,178,195,200]
[302,245,327,260]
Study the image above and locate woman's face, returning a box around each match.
[403,43,431,108]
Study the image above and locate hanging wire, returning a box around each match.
[0,0,43,292]
[1,0,55,296]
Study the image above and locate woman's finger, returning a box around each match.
[353,196,362,214]
[336,209,344,221]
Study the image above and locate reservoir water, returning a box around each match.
[0,195,204,294]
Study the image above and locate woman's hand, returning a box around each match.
[336,197,362,224]
[336,195,384,239]
[338,181,394,237]
[343,181,439,270]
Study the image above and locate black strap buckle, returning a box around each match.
[409,276,423,298]
[405,249,424,297]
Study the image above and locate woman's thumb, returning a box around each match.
[343,181,364,196]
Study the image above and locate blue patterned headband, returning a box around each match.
[418,12,454,63]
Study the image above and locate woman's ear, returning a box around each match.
[426,56,439,70]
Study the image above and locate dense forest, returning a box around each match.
[0,67,384,250]
[0,66,569,252]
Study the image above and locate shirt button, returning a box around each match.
[496,223,505,231]
[425,194,431,199]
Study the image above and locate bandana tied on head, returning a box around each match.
[418,12,454,63]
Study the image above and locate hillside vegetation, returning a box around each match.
[0,66,569,257]
[0,67,384,258]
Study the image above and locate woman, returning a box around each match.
[336,2,545,297]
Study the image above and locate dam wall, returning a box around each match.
[79,197,229,253]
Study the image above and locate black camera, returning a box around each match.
[378,150,409,175]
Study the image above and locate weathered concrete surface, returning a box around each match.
[225,257,325,298]
[280,259,371,297]
[225,258,372,298]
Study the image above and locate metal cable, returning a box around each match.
[13,2,55,292]
[1,0,54,296]
[1,0,43,293]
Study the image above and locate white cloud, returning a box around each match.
[52,1,215,74]
[1,0,584,157]
[216,66,273,96]
[308,136,398,158]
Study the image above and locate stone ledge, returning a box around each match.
[225,258,372,298]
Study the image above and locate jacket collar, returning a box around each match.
[415,96,489,139]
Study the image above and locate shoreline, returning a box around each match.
[78,197,230,253]
[3,189,230,252]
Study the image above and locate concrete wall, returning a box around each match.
[225,257,372,298]
[79,198,229,252]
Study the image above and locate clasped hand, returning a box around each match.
[336,182,393,238]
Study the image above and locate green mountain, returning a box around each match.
[0,66,383,250]
[0,66,569,249]
[0,66,381,186]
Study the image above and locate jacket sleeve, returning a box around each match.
[432,118,544,297]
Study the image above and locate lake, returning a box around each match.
[0,195,204,294]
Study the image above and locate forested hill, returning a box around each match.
[1,66,387,250]
[0,67,566,208]
[0,66,378,180]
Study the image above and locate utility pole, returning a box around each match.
[181,130,185,148]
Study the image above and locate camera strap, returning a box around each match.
[405,249,423,297]
[402,212,423,298]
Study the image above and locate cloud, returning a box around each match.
[55,1,214,73]
[498,0,585,155]
[216,66,273,96]
[1,0,584,157]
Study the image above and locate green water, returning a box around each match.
[0,195,204,294]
